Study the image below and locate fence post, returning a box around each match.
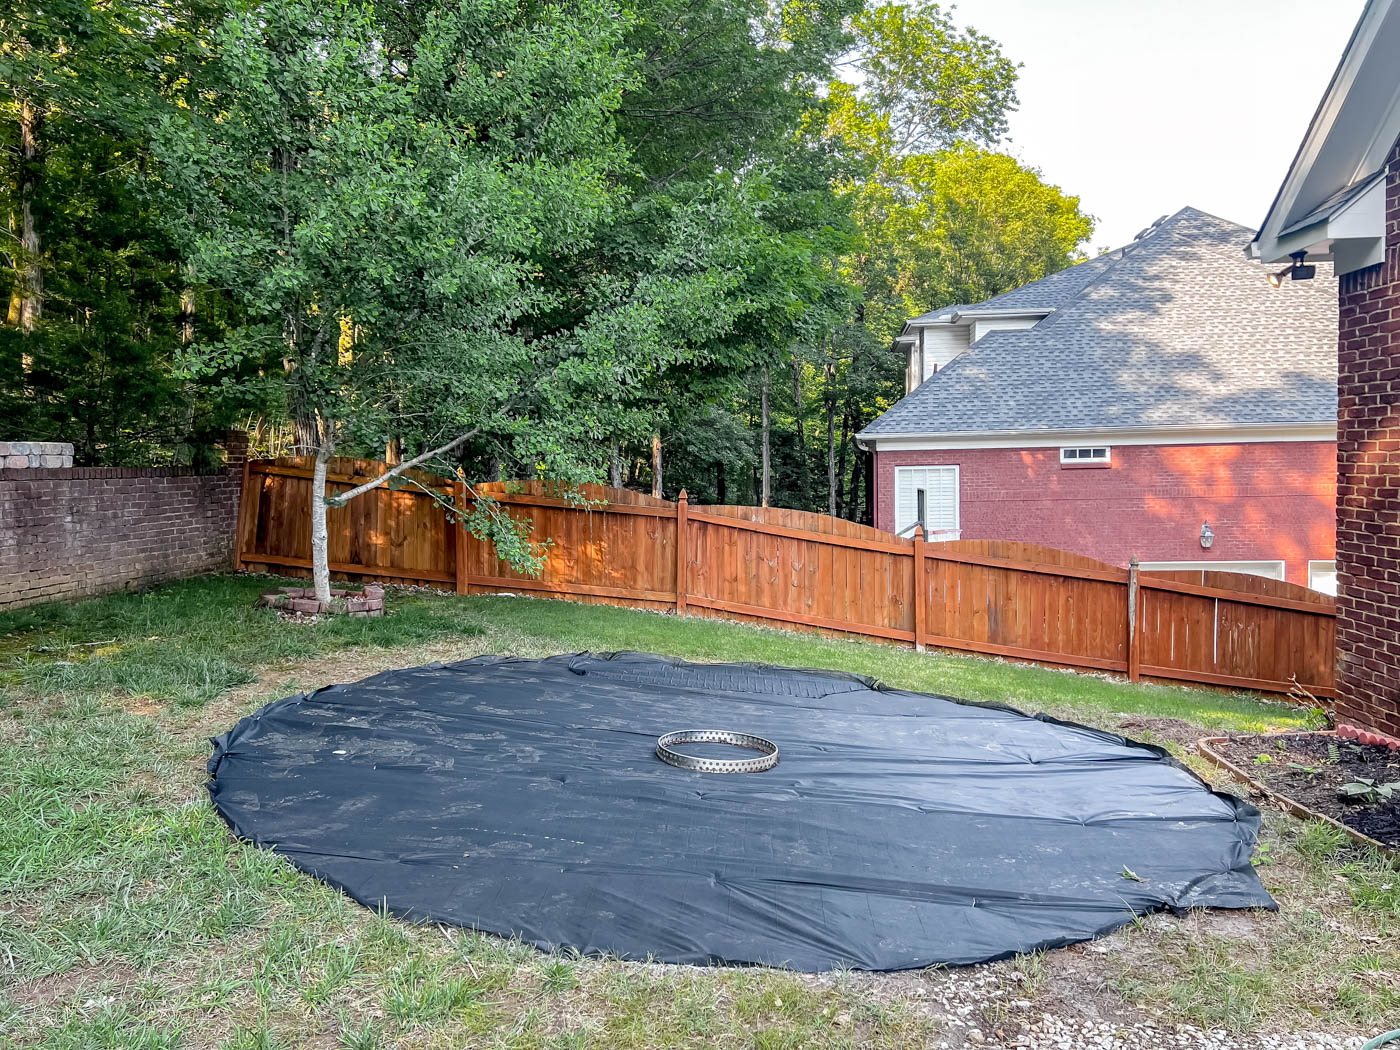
[675,489,689,615]
[1127,555,1141,681]
[232,456,252,572]
[912,526,927,652]
[454,480,470,596]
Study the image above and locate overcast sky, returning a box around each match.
[959,0,1366,250]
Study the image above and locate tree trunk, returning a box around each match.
[610,440,623,488]
[792,359,809,507]
[291,416,317,454]
[863,445,875,526]
[835,409,850,518]
[651,431,662,499]
[17,97,44,333]
[385,437,401,466]
[716,460,726,504]
[825,392,837,517]
[179,285,195,344]
[847,440,864,524]
[310,444,334,603]
[760,369,771,507]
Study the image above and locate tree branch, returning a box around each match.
[323,423,487,507]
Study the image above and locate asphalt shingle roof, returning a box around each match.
[962,252,1118,312]
[861,207,1337,438]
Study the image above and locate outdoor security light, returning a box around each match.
[1200,521,1215,549]
[1267,251,1315,287]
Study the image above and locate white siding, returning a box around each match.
[921,324,971,376]
[970,316,1041,343]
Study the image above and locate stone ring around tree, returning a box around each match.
[655,729,779,774]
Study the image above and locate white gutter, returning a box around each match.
[857,420,1336,448]
[949,308,1053,322]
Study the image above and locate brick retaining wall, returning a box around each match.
[0,433,248,611]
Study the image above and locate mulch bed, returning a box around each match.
[1212,733,1400,847]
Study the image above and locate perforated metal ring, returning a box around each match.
[656,730,779,774]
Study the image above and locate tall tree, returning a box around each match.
[2,0,263,464]
[565,0,859,497]
[152,0,637,599]
[584,2,1090,521]
[840,1,1018,155]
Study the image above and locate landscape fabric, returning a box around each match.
[208,651,1275,971]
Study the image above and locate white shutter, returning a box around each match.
[894,466,959,538]
[923,467,958,533]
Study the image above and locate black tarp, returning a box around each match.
[207,651,1274,971]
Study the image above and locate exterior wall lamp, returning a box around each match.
[1200,521,1215,549]
[1267,251,1316,287]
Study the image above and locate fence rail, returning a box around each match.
[236,458,1336,700]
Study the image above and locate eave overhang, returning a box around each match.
[1250,0,1400,274]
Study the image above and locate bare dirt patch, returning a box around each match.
[9,962,144,1010]
[117,696,161,716]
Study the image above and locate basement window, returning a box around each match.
[894,465,960,540]
[1060,446,1111,466]
[1308,561,1337,596]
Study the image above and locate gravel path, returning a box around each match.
[908,968,1357,1050]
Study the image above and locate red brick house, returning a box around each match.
[857,207,1339,590]
[1250,0,1400,738]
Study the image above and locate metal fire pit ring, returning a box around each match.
[656,729,779,774]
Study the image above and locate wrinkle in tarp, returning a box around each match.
[207,651,1274,971]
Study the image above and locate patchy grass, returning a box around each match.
[0,575,484,708]
[0,575,1390,1049]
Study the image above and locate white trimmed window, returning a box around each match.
[1138,560,1285,581]
[1060,446,1111,464]
[894,466,959,539]
[1308,561,1337,596]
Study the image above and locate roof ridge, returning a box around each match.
[1019,212,1234,339]
[958,252,1117,314]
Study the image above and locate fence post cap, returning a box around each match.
[678,489,688,503]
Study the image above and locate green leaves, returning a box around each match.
[150,0,636,460]
[849,1,1019,155]
[1338,778,1400,805]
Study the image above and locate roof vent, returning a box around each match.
[1133,215,1170,242]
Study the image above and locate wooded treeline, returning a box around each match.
[3,0,1091,527]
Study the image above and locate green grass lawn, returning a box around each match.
[1,575,1395,1049]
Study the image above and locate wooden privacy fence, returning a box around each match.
[236,457,1337,700]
